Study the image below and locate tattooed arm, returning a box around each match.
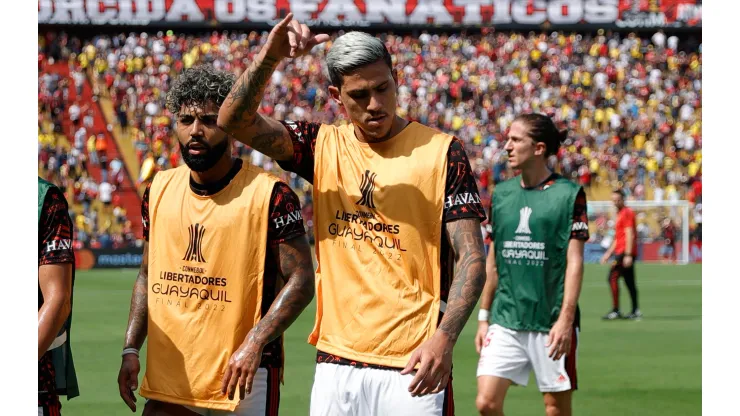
[402,218,486,397]
[222,234,315,400]
[118,183,151,412]
[252,235,315,345]
[117,241,148,412]
[217,53,294,161]
[438,218,487,340]
[217,14,329,161]
[123,242,149,351]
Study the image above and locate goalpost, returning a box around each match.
[587,200,692,265]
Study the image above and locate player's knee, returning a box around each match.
[476,394,504,416]
[544,393,571,416]
[545,403,563,416]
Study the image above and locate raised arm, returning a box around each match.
[218,53,293,161]
[217,13,329,161]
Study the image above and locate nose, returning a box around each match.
[189,119,205,137]
[504,139,514,151]
[367,91,383,113]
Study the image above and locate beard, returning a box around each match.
[179,137,230,172]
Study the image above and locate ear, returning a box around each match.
[328,85,342,106]
[534,141,547,157]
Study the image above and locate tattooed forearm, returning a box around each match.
[249,121,291,159]
[438,218,486,342]
[217,53,293,160]
[124,243,149,350]
[249,235,315,346]
[220,54,280,130]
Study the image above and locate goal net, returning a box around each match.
[586,200,693,265]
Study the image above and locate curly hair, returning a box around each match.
[165,65,236,115]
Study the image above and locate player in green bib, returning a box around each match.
[474,115,589,416]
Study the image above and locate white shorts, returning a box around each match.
[310,362,454,416]
[477,324,579,393]
[162,368,281,416]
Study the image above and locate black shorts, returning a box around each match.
[38,394,61,416]
[613,253,635,270]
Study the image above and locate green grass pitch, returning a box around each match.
[61,263,701,415]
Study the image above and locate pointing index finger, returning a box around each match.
[274,12,293,31]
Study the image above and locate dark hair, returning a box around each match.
[613,189,626,198]
[165,65,236,115]
[514,113,568,157]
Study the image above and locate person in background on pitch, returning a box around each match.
[659,217,677,263]
[218,14,486,415]
[38,177,80,416]
[600,189,642,320]
[474,114,588,416]
[117,65,315,416]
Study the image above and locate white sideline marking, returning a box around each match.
[585,279,701,288]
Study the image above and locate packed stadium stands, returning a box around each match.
[37,27,702,250]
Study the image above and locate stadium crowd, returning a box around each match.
[38,28,702,248]
[39,33,138,249]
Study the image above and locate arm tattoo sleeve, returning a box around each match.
[124,242,149,350]
[219,54,294,160]
[250,235,315,345]
[251,128,290,159]
[438,218,486,342]
[224,55,280,128]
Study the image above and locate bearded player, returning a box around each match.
[474,114,589,416]
[39,177,80,415]
[117,65,315,415]
[218,15,486,415]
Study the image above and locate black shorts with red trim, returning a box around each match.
[38,394,61,416]
[265,367,281,416]
[442,373,455,416]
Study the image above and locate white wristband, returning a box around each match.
[122,348,139,357]
[478,309,490,322]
